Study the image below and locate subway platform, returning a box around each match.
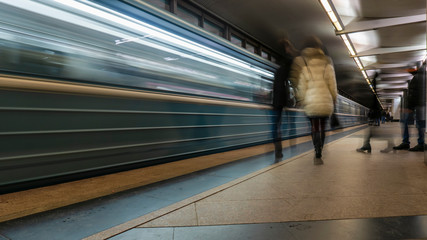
[1,123,426,239]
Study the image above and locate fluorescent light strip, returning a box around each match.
[319,0,343,31]
[318,0,376,95]
[54,0,274,78]
[354,57,363,70]
[362,71,368,79]
[341,34,356,56]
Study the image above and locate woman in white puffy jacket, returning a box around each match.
[289,36,337,164]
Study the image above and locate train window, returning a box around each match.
[203,18,224,37]
[261,50,269,60]
[342,100,350,113]
[230,34,243,47]
[246,42,256,54]
[271,56,277,63]
[176,4,201,26]
[143,0,171,11]
[336,98,343,113]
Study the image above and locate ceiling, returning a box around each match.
[190,0,426,109]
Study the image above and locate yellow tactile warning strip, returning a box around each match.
[0,125,361,224]
[0,75,269,109]
[83,125,367,240]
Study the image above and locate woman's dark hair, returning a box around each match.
[303,36,323,49]
[278,38,298,57]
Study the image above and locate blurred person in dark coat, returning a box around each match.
[357,73,394,153]
[272,38,298,159]
[393,65,426,152]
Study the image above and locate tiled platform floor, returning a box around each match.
[1,123,426,240]
[89,123,427,239]
[110,215,427,240]
[0,125,362,239]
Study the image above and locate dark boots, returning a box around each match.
[274,141,283,158]
[409,144,426,152]
[313,132,322,158]
[312,132,323,165]
[356,143,371,153]
[320,132,325,149]
[393,142,410,150]
[380,141,395,153]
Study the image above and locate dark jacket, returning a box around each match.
[272,56,293,109]
[407,69,425,110]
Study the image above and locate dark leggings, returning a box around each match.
[310,117,327,133]
[310,117,327,147]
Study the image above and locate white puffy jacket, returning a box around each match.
[290,48,337,117]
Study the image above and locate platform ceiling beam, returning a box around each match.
[337,14,426,35]
[356,46,426,57]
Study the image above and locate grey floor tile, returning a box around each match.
[0,194,173,240]
[110,228,173,240]
[203,154,276,178]
[139,215,427,240]
[0,234,9,240]
[285,216,427,240]
[173,224,296,240]
[143,174,233,201]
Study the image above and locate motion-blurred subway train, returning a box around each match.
[0,0,368,192]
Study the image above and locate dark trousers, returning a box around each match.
[402,111,425,145]
[272,108,283,143]
[309,118,327,138]
[309,117,327,158]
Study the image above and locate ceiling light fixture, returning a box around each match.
[319,0,381,99]
[319,0,343,31]
[340,34,356,56]
[354,57,363,70]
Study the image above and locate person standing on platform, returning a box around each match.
[356,109,395,153]
[381,110,387,124]
[356,72,394,153]
[290,36,337,165]
[272,38,298,159]
[393,66,426,152]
